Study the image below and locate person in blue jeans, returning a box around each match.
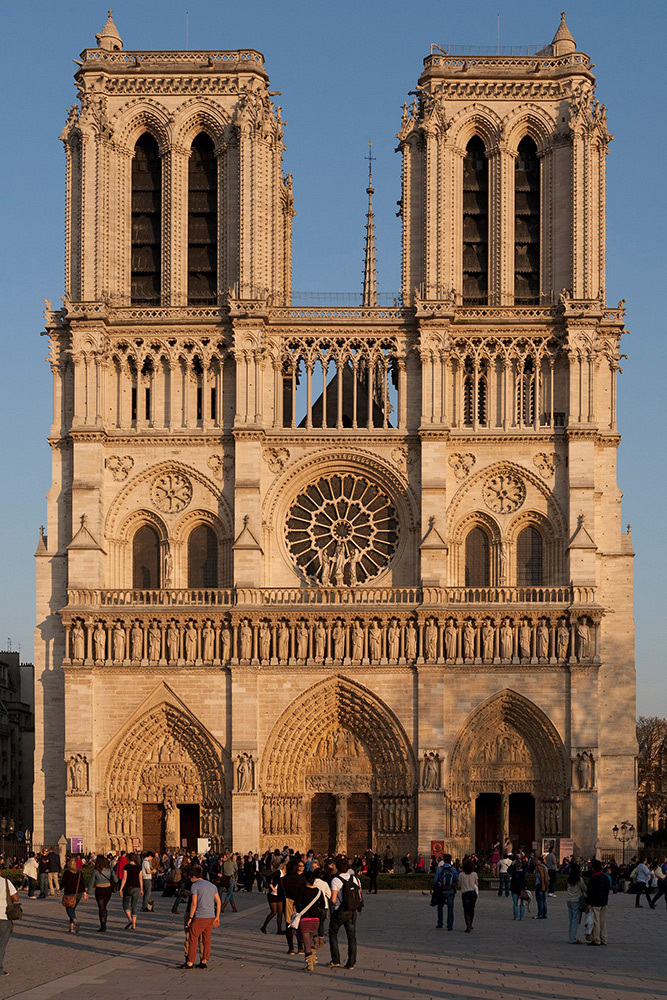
[534,857,549,919]
[509,859,526,920]
[433,855,458,930]
[497,855,511,897]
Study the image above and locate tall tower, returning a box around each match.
[36,14,635,860]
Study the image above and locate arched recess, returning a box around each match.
[449,509,501,587]
[260,676,417,851]
[103,700,226,851]
[506,509,561,585]
[446,689,569,848]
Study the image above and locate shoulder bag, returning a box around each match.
[290,889,321,930]
[4,878,22,922]
[578,881,588,913]
[62,872,82,909]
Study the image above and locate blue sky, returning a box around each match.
[1,1,664,714]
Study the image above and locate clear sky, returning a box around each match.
[0,1,664,714]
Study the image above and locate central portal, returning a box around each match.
[475,793,501,853]
[509,793,535,851]
[311,793,336,854]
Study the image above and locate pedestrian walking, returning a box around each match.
[328,856,363,970]
[220,851,238,914]
[497,854,510,897]
[0,871,20,976]
[119,853,143,930]
[47,847,61,896]
[432,854,458,930]
[565,861,587,944]
[88,854,116,932]
[260,861,286,934]
[179,866,221,970]
[459,859,478,932]
[533,856,549,919]
[141,851,156,911]
[22,854,38,899]
[368,852,379,894]
[586,858,610,945]
[634,858,655,908]
[651,857,667,908]
[293,871,325,972]
[61,857,87,933]
[509,859,527,920]
[312,864,331,948]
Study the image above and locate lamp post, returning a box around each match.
[612,820,635,863]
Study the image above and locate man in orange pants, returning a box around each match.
[178,866,221,970]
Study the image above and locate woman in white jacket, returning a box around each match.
[22,854,39,899]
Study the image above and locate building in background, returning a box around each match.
[0,650,34,835]
[34,12,636,857]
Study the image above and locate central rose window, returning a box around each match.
[285,473,399,586]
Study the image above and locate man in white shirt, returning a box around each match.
[141,852,156,911]
[0,874,20,976]
[328,857,362,971]
[497,854,511,897]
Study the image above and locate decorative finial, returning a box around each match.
[96,9,123,51]
[551,11,576,55]
[362,141,378,308]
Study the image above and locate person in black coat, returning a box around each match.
[586,859,610,946]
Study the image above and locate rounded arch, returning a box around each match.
[260,676,417,796]
[112,98,172,155]
[503,103,556,154]
[448,104,503,153]
[448,688,569,797]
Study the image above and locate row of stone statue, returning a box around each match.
[262,796,304,836]
[376,796,413,833]
[66,614,595,664]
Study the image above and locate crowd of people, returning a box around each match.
[1,842,665,977]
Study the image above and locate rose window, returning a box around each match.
[151,472,193,513]
[482,472,526,514]
[285,473,398,586]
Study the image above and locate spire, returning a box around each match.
[96,9,123,51]
[551,12,576,56]
[362,142,378,308]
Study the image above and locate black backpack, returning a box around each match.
[438,866,456,893]
[341,875,363,912]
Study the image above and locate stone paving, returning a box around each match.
[2,889,666,1000]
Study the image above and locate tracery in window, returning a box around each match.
[514,136,540,305]
[131,134,161,305]
[462,137,488,305]
[188,133,217,305]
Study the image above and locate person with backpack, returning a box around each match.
[328,856,362,970]
[432,854,458,930]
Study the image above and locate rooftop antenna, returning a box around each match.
[497,13,500,54]
[362,141,378,308]
[186,10,189,50]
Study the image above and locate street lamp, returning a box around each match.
[612,820,636,863]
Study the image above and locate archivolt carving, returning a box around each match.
[111,98,173,154]
[448,689,568,798]
[448,460,564,536]
[446,104,503,152]
[501,103,557,153]
[260,676,416,797]
[172,97,232,152]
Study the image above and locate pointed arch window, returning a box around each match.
[516,526,543,586]
[188,524,218,588]
[516,355,536,426]
[463,356,488,427]
[132,525,161,589]
[514,136,540,304]
[462,136,488,305]
[188,133,218,305]
[465,526,490,587]
[131,134,161,305]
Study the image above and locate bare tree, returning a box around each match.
[637,716,667,836]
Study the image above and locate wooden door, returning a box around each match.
[142,803,165,852]
[475,793,501,854]
[346,793,372,857]
[509,793,535,851]
[179,804,200,850]
[310,793,336,855]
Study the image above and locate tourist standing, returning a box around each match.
[586,859,610,946]
[0,870,20,975]
[651,857,667,908]
[87,854,116,932]
[328,857,363,970]
[260,861,286,934]
[179,865,221,970]
[534,856,549,919]
[545,845,558,896]
[47,847,61,896]
[509,859,527,920]
[220,851,238,913]
[280,860,307,956]
[565,861,587,944]
[22,854,38,899]
[459,859,478,932]
[432,854,458,930]
[634,857,655,908]
[119,853,143,930]
[141,851,156,911]
[61,857,87,933]
[37,850,50,898]
[497,854,511,897]
[368,852,380,894]
[294,871,324,972]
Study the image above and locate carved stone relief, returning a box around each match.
[106,455,135,481]
[448,452,476,480]
[207,454,234,481]
[482,472,526,514]
[573,750,595,790]
[236,752,255,793]
[533,452,561,479]
[422,751,440,790]
[263,446,290,472]
[151,471,193,513]
[67,753,89,794]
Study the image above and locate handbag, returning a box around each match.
[62,872,82,909]
[583,911,594,936]
[290,889,321,930]
[4,878,22,922]
[578,883,588,913]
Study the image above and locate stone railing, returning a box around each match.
[82,48,264,67]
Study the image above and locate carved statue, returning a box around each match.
[557,620,569,660]
[577,751,593,790]
[405,619,417,659]
[93,623,106,662]
[202,620,215,661]
[167,622,180,662]
[315,621,326,661]
[349,547,363,585]
[537,620,549,660]
[368,620,381,661]
[277,621,289,661]
[237,754,253,792]
[296,621,309,660]
[148,621,161,661]
[482,619,494,661]
[387,618,399,660]
[240,619,252,660]
[164,547,174,589]
[333,541,346,587]
[577,618,591,659]
[185,621,197,661]
[131,622,143,662]
[425,618,438,660]
[352,620,364,661]
[220,625,231,662]
[113,622,126,662]
[259,622,271,662]
[423,753,439,790]
[333,620,345,659]
[500,619,513,660]
[445,620,457,661]
[463,620,475,660]
[519,620,531,660]
[499,542,508,585]
[320,549,331,587]
[71,622,85,661]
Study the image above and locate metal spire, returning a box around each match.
[362,142,378,307]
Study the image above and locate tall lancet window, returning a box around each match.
[514,136,540,304]
[131,134,161,305]
[188,133,218,305]
[462,136,488,305]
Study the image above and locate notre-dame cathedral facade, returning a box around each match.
[34,12,636,859]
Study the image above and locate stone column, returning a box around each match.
[335,794,348,856]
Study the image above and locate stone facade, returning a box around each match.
[34,13,636,857]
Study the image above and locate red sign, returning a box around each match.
[431,840,445,857]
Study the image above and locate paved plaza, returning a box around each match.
[2,890,665,1000]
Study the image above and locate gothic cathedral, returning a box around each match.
[35,12,636,858]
